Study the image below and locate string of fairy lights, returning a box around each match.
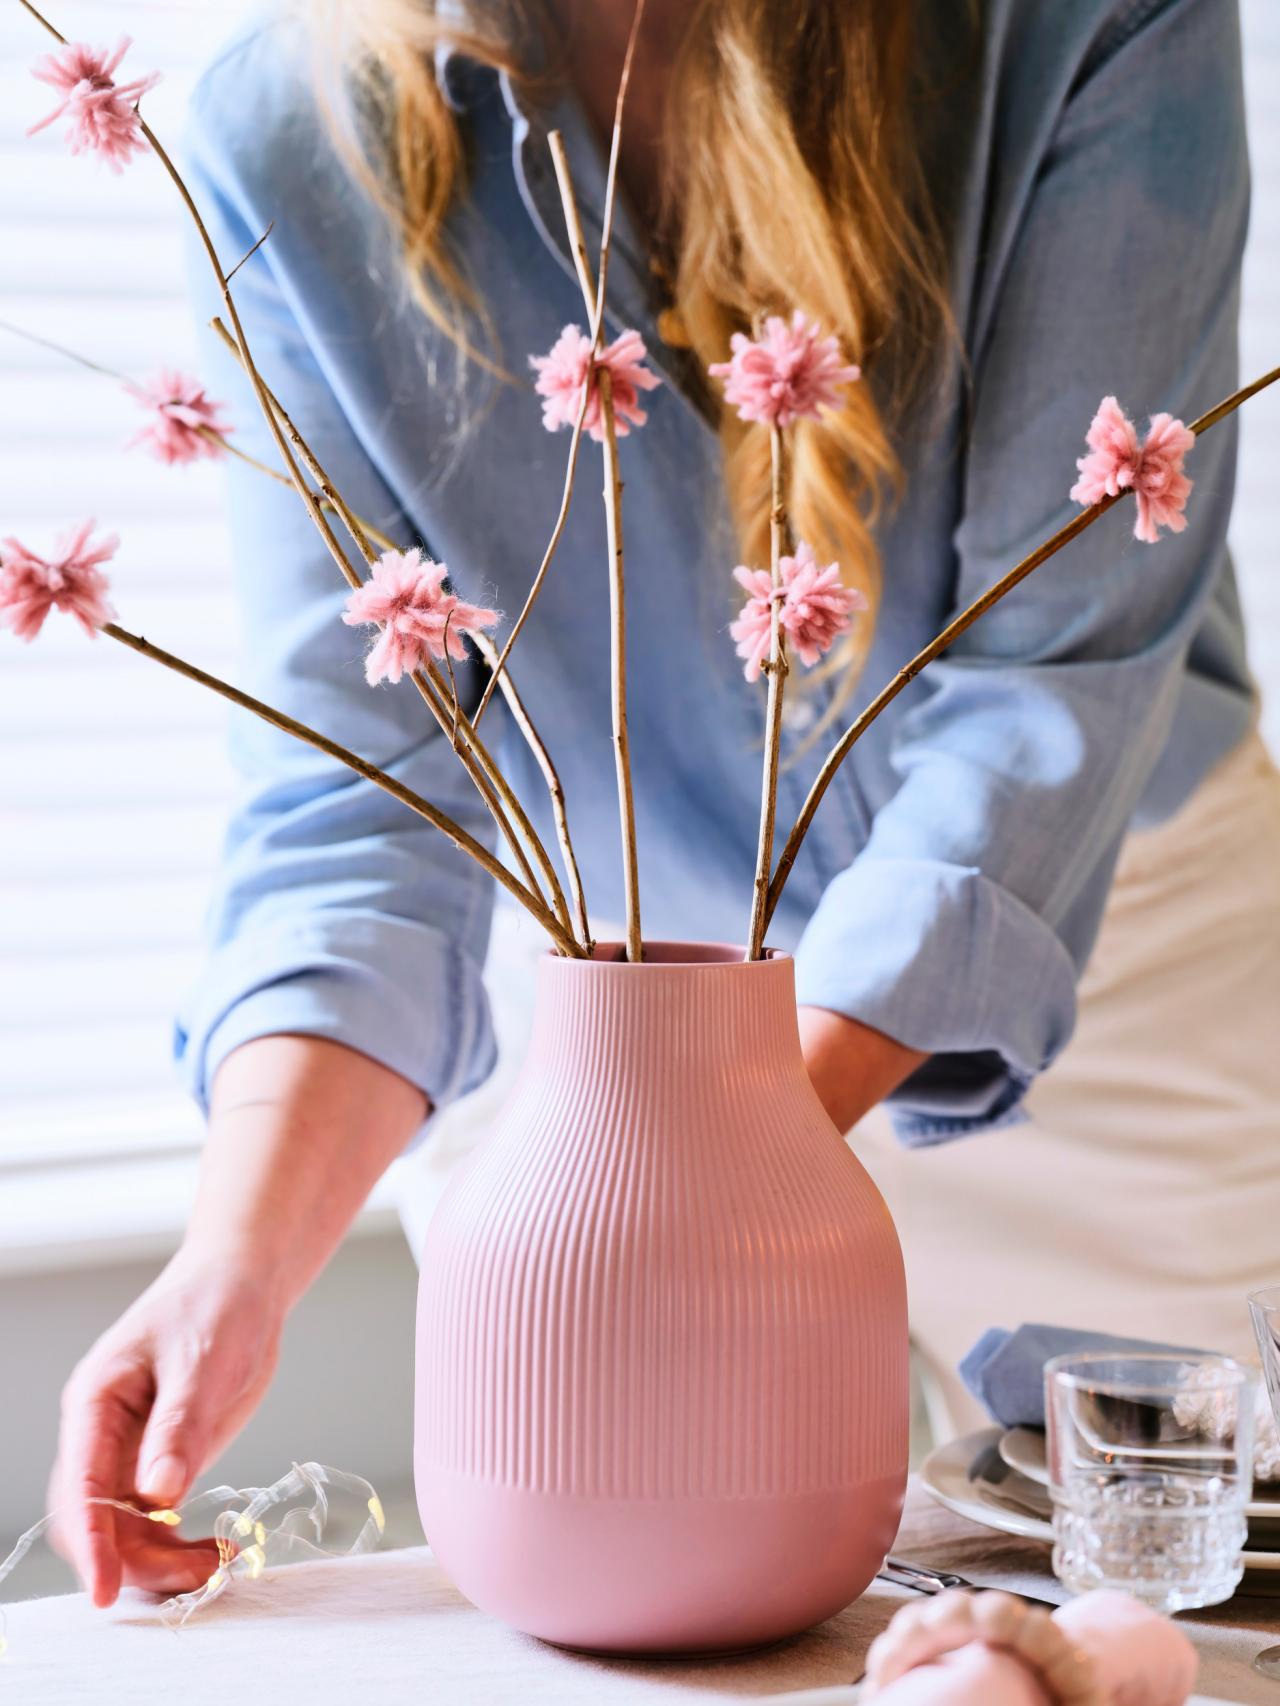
[0,1462,387,1656]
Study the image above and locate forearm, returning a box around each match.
[799,1005,927,1135]
[187,1034,429,1310]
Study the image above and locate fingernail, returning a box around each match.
[137,1452,186,1504]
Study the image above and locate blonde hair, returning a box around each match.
[306,0,950,709]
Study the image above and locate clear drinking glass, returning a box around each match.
[1045,1351,1255,1613]
[1248,1285,1280,1433]
[1248,1287,1280,1679]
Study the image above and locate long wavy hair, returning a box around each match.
[306,0,951,708]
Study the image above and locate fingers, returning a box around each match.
[51,1271,282,1611]
[135,1446,189,1510]
[132,1345,220,1513]
[113,1519,223,1597]
[55,1366,151,1608]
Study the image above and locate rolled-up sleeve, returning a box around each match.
[173,76,499,1132]
[793,0,1248,1140]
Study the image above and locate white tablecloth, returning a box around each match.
[2,1541,885,1705]
[0,1484,1264,1703]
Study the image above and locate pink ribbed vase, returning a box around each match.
[414,942,908,1653]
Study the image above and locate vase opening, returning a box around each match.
[578,939,789,967]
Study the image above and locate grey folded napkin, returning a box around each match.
[959,1323,1198,1428]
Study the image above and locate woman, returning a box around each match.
[50,0,1278,1605]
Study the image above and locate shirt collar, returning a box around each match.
[432,0,493,111]
[435,4,712,420]
[500,69,712,416]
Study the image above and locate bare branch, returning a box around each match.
[763,361,1280,930]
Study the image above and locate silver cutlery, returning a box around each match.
[877,1555,1061,1611]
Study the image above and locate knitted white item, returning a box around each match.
[1172,1365,1280,1481]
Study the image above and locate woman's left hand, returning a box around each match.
[798,1006,926,1135]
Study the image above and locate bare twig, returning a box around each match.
[214,318,587,947]
[1187,363,1280,437]
[441,612,462,752]
[204,429,321,489]
[472,0,646,727]
[207,320,576,940]
[226,221,275,285]
[588,0,646,345]
[473,633,592,950]
[0,313,322,501]
[207,318,395,544]
[745,423,788,960]
[538,2,648,959]
[598,368,642,960]
[549,131,598,317]
[135,112,368,591]
[100,623,581,955]
[472,389,592,728]
[16,0,581,942]
[762,360,1280,931]
[468,136,597,729]
[472,139,600,736]
[15,0,60,36]
[0,315,125,382]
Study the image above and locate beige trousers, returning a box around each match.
[853,729,1280,1441]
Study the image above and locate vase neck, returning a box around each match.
[527,948,805,1091]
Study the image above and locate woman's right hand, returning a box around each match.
[48,1034,430,1609]
[48,1244,285,1607]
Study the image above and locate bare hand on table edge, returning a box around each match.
[48,1035,427,1607]
[49,1015,919,1606]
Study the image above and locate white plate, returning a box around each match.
[999,1425,1280,1525]
[920,1427,1280,1572]
[920,1426,1055,1544]
[772,1691,1237,1705]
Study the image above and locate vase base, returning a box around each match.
[542,1634,795,1661]
[417,1467,906,1654]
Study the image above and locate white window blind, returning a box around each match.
[0,3,244,1164]
[0,1,1278,1173]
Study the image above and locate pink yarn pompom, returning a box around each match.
[0,521,117,642]
[709,311,861,428]
[27,37,159,172]
[342,548,499,686]
[731,541,867,682]
[1070,395,1195,543]
[530,325,661,442]
[862,1586,1197,1706]
[125,369,233,465]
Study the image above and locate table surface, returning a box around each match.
[2,1481,1275,1704]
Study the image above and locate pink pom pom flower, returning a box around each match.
[0,521,117,643]
[530,326,661,442]
[710,311,861,429]
[126,369,233,466]
[730,542,867,683]
[342,548,499,687]
[27,37,159,172]
[1070,395,1196,544]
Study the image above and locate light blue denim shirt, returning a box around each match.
[176,0,1252,1143]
